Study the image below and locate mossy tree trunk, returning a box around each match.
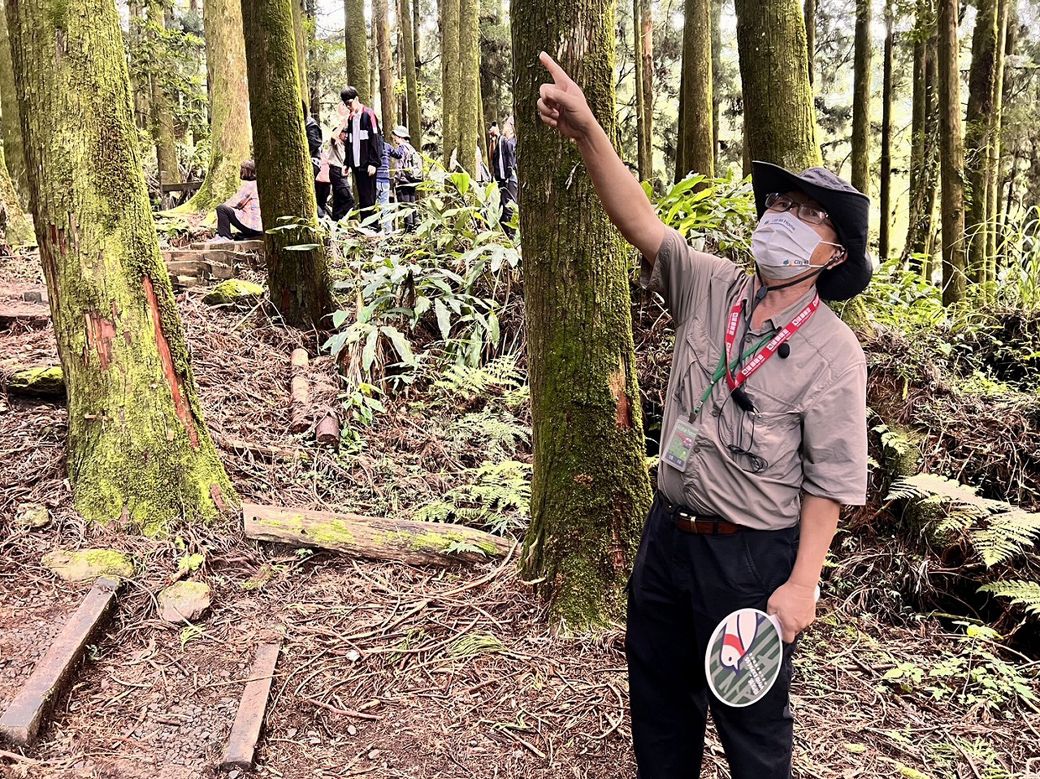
[182,0,252,212]
[0,132,31,244]
[734,0,820,170]
[633,0,652,182]
[937,0,965,305]
[879,0,893,260]
[710,0,722,166]
[633,0,645,178]
[851,0,872,196]
[344,0,370,103]
[5,0,236,530]
[401,0,421,143]
[985,0,1009,280]
[290,0,308,106]
[804,0,816,86]
[441,0,460,164]
[905,1,939,270]
[456,0,479,174]
[375,0,395,132]
[148,2,180,186]
[679,0,713,179]
[0,1,26,204]
[128,0,151,130]
[242,0,332,329]
[512,0,653,631]
[964,0,998,286]
[674,63,685,182]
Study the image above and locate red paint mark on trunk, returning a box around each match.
[210,483,225,513]
[84,312,116,369]
[608,367,633,429]
[143,275,199,448]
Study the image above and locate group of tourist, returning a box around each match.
[215,87,517,241]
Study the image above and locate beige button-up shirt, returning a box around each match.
[642,228,868,530]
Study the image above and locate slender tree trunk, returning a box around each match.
[994,1,1017,264]
[923,35,940,266]
[905,0,938,269]
[735,0,820,169]
[370,30,378,108]
[711,0,722,167]
[634,0,647,179]
[0,130,31,244]
[804,0,816,86]
[850,0,872,196]
[985,0,1008,277]
[182,0,252,212]
[413,0,421,67]
[6,0,235,529]
[344,0,370,102]
[0,1,26,204]
[937,0,966,305]
[441,0,461,164]
[242,0,332,328]
[964,0,998,285]
[680,0,713,178]
[306,0,320,116]
[674,63,685,182]
[512,0,652,630]
[879,0,893,259]
[149,2,180,186]
[291,0,308,105]
[639,0,653,181]
[457,0,479,174]
[401,0,421,143]
[375,0,395,131]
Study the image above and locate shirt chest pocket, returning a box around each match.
[742,410,802,477]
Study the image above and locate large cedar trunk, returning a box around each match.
[512,0,653,629]
[344,0,370,103]
[456,0,479,175]
[148,2,180,186]
[242,0,332,329]
[679,0,713,179]
[964,0,998,285]
[0,1,26,203]
[441,0,460,164]
[879,0,893,259]
[734,0,820,170]
[937,0,966,305]
[183,0,252,212]
[400,0,421,144]
[375,0,395,131]
[291,0,308,105]
[850,0,872,196]
[5,0,236,529]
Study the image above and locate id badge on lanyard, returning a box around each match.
[663,418,700,471]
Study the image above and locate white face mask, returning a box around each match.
[751,211,843,279]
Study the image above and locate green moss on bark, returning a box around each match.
[512,0,654,632]
[456,0,479,175]
[344,0,369,103]
[0,0,27,203]
[441,0,460,163]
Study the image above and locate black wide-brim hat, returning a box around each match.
[750,160,872,301]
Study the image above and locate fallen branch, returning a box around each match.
[290,348,310,433]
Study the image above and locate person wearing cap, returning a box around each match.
[535,53,869,778]
[390,125,421,232]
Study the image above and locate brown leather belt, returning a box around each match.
[657,493,744,535]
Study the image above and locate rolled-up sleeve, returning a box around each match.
[640,228,728,326]
[800,361,868,506]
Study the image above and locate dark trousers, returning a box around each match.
[397,186,417,231]
[352,166,377,217]
[329,165,355,221]
[215,204,262,240]
[495,177,516,237]
[315,180,331,218]
[626,493,801,779]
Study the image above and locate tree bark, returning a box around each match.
[306,0,319,117]
[291,0,308,107]
[850,0,872,196]
[375,0,395,131]
[0,125,30,244]
[735,0,820,170]
[401,0,421,143]
[457,0,479,174]
[5,0,236,529]
[674,62,685,182]
[937,0,966,305]
[512,0,653,629]
[804,0,815,86]
[964,0,998,285]
[634,0,653,182]
[182,0,253,212]
[0,1,26,204]
[994,0,1016,263]
[711,0,722,167]
[344,0,370,103]
[242,0,332,329]
[634,0,647,180]
[679,0,713,179]
[441,0,461,164]
[149,2,180,186]
[879,0,893,259]
[905,0,939,269]
[985,0,1009,278]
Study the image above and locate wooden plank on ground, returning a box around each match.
[220,641,282,771]
[242,503,513,566]
[0,577,119,747]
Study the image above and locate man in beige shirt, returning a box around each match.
[535,54,869,778]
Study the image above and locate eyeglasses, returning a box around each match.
[764,193,831,226]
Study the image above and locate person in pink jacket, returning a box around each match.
[215,160,263,240]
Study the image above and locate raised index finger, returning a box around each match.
[539,51,572,87]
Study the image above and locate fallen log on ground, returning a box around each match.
[289,348,310,433]
[242,503,512,566]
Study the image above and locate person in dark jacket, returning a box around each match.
[489,118,517,235]
[303,101,330,217]
[391,125,422,232]
[338,85,382,219]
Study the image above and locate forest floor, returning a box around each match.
[2,249,1040,779]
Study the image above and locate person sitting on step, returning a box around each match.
[215,160,263,241]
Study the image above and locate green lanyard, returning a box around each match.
[687,333,774,423]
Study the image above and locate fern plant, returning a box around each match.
[978,580,1040,617]
[415,460,531,535]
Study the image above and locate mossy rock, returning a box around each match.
[15,502,49,529]
[42,548,134,582]
[8,366,64,397]
[203,279,265,307]
[157,580,212,623]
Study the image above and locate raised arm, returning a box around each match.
[536,52,665,262]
